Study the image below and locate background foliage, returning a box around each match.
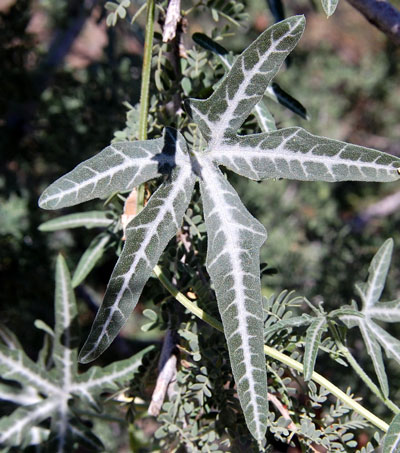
[1,0,400,451]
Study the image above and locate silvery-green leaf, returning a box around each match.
[358,320,389,397]
[213,128,400,182]
[199,158,268,442]
[39,128,181,210]
[186,16,305,143]
[0,346,60,396]
[39,211,113,231]
[0,399,58,447]
[72,234,111,287]
[356,239,393,310]
[73,345,154,405]
[79,161,195,363]
[321,0,339,17]
[192,33,307,120]
[53,255,80,387]
[369,321,400,365]
[303,317,327,381]
[383,412,400,453]
[369,300,400,322]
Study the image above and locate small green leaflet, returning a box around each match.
[340,239,400,399]
[0,255,154,452]
[39,16,400,442]
[321,0,340,17]
[384,413,400,453]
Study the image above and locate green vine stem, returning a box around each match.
[153,265,390,433]
[135,0,155,214]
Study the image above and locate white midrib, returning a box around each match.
[82,165,192,360]
[364,252,389,309]
[210,20,300,148]
[216,137,397,177]
[202,161,263,439]
[59,265,72,392]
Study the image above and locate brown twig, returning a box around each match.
[346,0,400,45]
[148,330,178,416]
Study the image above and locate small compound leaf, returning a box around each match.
[186,16,305,142]
[54,255,80,387]
[321,0,339,17]
[357,239,393,311]
[213,128,400,183]
[303,317,327,381]
[79,160,194,363]
[72,234,111,288]
[264,315,312,339]
[39,128,180,210]
[0,399,58,448]
[39,211,113,231]
[199,158,268,442]
[383,412,400,453]
[359,320,389,398]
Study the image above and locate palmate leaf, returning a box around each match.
[39,16,400,443]
[0,255,154,451]
[340,239,400,398]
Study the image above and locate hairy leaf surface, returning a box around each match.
[39,129,180,210]
[199,158,268,440]
[186,16,305,142]
[213,128,400,182]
